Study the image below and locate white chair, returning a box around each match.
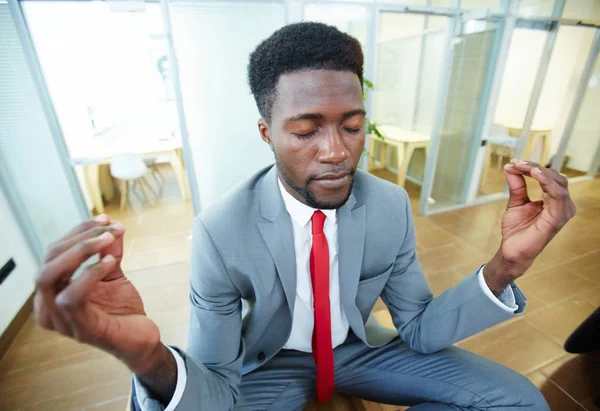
[110,153,155,211]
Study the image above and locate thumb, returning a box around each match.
[503,164,530,207]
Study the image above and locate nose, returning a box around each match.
[318,127,350,164]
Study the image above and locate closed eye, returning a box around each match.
[344,127,362,134]
[293,129,318,139]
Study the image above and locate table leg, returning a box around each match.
[380,141,388,170]
[84,164,104,214]
[522,132,539,162]
[169,149,190,200]
[397,143,413,188]
[140,178,155,206]
[119,180,128,212]
[540,132,551,167]
[368,135,376,170]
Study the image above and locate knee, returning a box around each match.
[503,373,549,410]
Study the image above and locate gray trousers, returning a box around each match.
[234,333,549,411]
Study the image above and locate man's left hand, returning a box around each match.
[484,158,576,295]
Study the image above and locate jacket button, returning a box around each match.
[258,352,265,362]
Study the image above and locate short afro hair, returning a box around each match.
[248,22,364,123]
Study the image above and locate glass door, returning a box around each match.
[553,30,600,180]
[421,15,504,212]
[0,2,87,260]
[368,10,450,207]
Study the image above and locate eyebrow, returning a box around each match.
[284,109,366,123]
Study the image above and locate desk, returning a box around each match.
[503,125,552,166]
[368,125,430,187]
[69,128,190,214]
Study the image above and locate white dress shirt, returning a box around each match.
[135,180,518,410]
[278,179,350,351]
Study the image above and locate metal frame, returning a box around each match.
[418,0,462,215]
[411,5,430,132]
[459,15,506,204]
[159,0,203,213]
[550,29,600,174]
[7,0,90,222]
[465,0,518,202]
[514,0,565,161]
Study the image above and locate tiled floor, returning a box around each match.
[0,168,598,410]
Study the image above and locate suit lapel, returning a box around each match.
[337,191,366,317]
[258,166,297,315]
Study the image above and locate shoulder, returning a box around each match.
[194,165,272,234]
[353,169,410,208]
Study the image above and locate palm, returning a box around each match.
[83,232,160,358]
[80,268,160,360]
[500,200,547,264]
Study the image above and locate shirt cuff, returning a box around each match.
[133,346,187,411]
[477,265,518,314]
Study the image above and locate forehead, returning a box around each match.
[273,70,363,118]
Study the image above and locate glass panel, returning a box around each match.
[0,4,84,251]
[429,19,500,209]
[23,1,184,212]
[561,52,600,177]
[370,13,448,191]
[477,27,548,197]
[532,26,596,166]
[170,2,285,207]
[303,3,369,47]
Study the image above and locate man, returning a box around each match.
[34,23,576,410]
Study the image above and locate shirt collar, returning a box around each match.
[278,178,337,228]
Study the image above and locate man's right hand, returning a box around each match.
[34,214,165,374]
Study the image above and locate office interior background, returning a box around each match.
[1,0,599,410]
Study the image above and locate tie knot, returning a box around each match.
[312,210,326,235]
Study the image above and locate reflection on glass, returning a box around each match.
[0,4,84,248]
[561,53,600,178]
[430,20,500,209]
[478,28,547,197]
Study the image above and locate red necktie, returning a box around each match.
[310,210,334,402]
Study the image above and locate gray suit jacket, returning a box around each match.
[133,164,526,411]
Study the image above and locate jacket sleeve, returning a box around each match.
[381,189,526,354]
[131,216,244,411]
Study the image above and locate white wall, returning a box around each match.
[0,189,38,336]
[170,3,286,209]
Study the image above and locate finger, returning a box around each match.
[530,167,567,222]
[44,215,112,263]
[38,232,117,295]
[504,164,530,207]
[45,223,125,263]
[55,255,117,342]
[34,285,74,336]
[99,223,125,265]
[510,159,568,189]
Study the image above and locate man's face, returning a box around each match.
[259,70,365,209]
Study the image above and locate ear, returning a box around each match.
[258,119,273,151]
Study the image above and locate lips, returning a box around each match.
[314,171,350,181]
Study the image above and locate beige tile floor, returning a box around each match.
[0,166,598,410]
